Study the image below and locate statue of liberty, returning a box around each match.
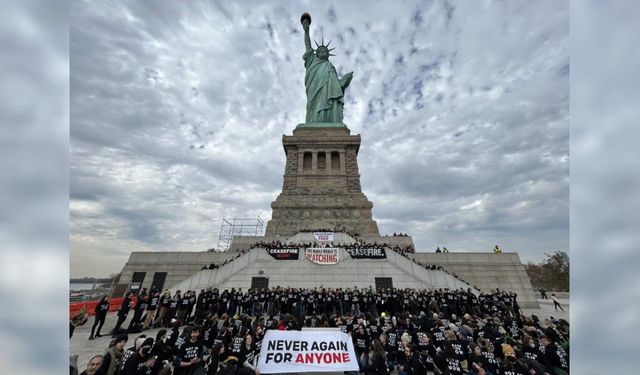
[300,13,353,124]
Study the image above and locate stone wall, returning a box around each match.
[117,247,538,307]
[265,126,379,236]
[116,251,238,296]
[408,252,538,307]
[170,247,472,294]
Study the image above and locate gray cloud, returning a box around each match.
[70,0,568,278]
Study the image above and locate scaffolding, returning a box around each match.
[215,216,264,251]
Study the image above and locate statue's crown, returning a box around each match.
[314,37,335,56]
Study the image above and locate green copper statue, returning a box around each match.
[301,13,353,124]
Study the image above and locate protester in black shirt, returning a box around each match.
[174,325,194,354]
[434,341,465,375]
[174,326,205,375]
[539,288,548,299]
[206,343,228,375]
[397,344,426,375]
[237,333,259,375]
[520,335,545,368]
[143,291,159,330]
[499,344,528,375]
[110,292,134,335]
[366,339,390,375]
[128,294,148,331]
[165,294,180,327]
[177,292,190,322]
[540,335,569,375]
[353,324,371,370]
[154,290,171,328]
[148,329,173,375]
[165,321,181,349]
[90,295,110,339]
[120,337,155,375]
[414,331,437,373]
[213,321,232,352]
[476,337,499,375]
[467,343,491,373]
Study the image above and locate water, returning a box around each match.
[70,282,112,303]
[70,282,100,291]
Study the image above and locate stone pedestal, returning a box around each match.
[265,124,379,236]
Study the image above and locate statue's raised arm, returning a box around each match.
[300,12,354,125]
[301,13,312,53]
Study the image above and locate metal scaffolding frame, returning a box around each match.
[215,216,264,251]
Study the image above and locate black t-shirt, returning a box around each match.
[160,296,170,308]
[230,336,244,356]
[148,296,159,310]
[353,331,370,355]
[444,356,464,375]
[522,345,544,364]
[169,298,178,309]
[176,340,204,375]
[448,340,467,361]
[467,354,490,373]
[543,342,569,371]
[150,342,173,373]
[179,297,189,310]
[430,327,446,349]
[119,297,131,315]
[416,331,431,351]
[240,345,259,368]
[501,360,528,375]
[135,299,147,313]
[405,354,427,375]
[120,349,145,375]
[95,300,109,315]
[368,323,379,338]
[386,331,398,353]
[480,349,499,372]
[213,330,231,351]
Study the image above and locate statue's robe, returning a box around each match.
[303,50,344,123]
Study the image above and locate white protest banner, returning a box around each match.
[313,232,334,242]
[257,330,359,373]
[305,247,339,265]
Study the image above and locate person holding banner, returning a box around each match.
[353,324,371,370]
[238,333,260,375]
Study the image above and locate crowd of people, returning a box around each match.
[196,241,470,299]
[72,286,569,375]
[245,239,415,255]
[201,249,252,270]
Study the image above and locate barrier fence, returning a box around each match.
[70,297,138,318]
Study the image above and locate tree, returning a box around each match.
[107,272,121,284]
[525,251,569,291]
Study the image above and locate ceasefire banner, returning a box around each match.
[346,247,387,259]
[266,248,299,260]
[257,330,359,373]
[305,248,339,265]
[313,232,334,242]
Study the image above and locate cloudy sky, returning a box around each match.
[70,0,568,278]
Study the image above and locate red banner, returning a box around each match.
[70,297,131,318]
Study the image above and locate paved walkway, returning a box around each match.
[70,298,569,373]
